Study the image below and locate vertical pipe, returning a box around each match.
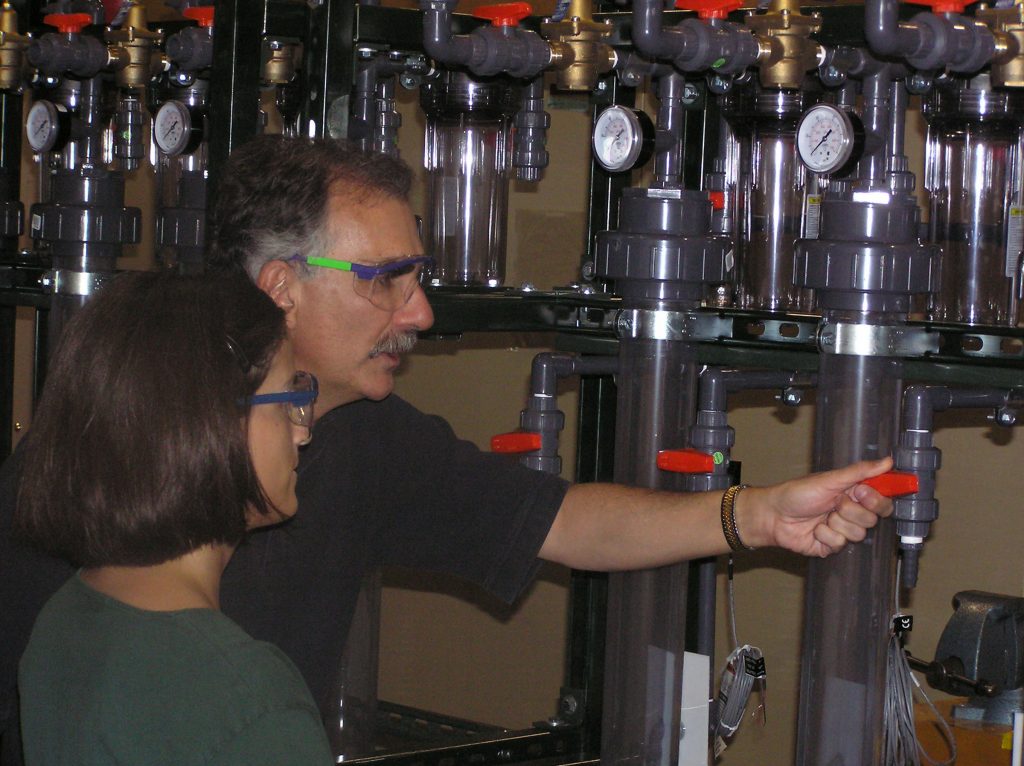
[858,68,891,185]
[601,339,697,766]
[654,73,685,187]
[795,320,902,766]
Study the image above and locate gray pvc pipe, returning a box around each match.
[654,73,685,187]
[857,64,891,186]
[864,0,921,58]
[631,0,680,60]
[901,385,1018,434]
[420,0,474,68]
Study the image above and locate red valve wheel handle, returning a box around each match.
[43,13,92,34]
[183,6,215,28]
[674,0,743,21]
[905,0,968,14]
[472,2,533,27]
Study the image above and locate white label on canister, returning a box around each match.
[1006,207,1024,279]
[804,195,822,239]
[30,213,40,234]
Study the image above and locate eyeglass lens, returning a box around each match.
[353,261,427,311]
[286,372,316,428]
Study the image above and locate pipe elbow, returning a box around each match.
[631,0,679,61]
[420,4,473,67]
[863,0,917,58]
[902,384,934,431]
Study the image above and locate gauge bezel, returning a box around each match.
[26,100,69,154]
[592,105,655,174]
[796,103,857,175]
[153,100,204,157]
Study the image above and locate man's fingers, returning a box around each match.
[824,457,894,490]
[849,484,895,517]
[834,496,883,528]
[826,509,868,543]
[813,524,846,556]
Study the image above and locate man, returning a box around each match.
[0,136,892,761]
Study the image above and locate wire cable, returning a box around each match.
[883,558,957,766]
[714,555,766,759]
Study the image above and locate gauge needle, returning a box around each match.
[35,120,49,136]
[811,129,833,155]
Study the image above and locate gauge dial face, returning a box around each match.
[796,104,855,175]
[26,100,66,153]
[154,100,195,156]
[592,105,645,173]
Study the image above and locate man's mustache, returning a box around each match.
[369,331,418,357]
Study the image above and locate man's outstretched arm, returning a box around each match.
[538,457,894,570]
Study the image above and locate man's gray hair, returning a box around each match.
[207,136,413,279]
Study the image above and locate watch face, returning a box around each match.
[153,100,194,156]
[796,104,855,174]
[593,105,644,173]
[26,100,64,153]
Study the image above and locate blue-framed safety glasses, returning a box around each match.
[286,254,434,311]
[246,371,318,428]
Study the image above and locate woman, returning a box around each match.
[14,271,332,765]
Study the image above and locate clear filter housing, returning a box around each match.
[725,89,819,312]
[154,148,208,274]
[795,312,902,766]
[924,74,1024,326]
[421,71,519,287]
[601,338,695,766]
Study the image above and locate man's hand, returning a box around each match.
[738,457,895,557]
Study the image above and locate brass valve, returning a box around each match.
[0,3,28,92]
[104,2,165,90]
[262,38,303,85]
[744,0,823,90]
[976,1,1024,88]
[540,0,615,92]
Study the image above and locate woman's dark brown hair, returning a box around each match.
[14,270,286,567]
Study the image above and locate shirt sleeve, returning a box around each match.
[371,396,571,603]
[212,706,334,766]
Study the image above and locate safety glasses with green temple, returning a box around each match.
[287,253,434,311]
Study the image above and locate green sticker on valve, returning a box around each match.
[711,58,726,69]
[713,451,724,465]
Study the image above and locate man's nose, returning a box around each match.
[394,283,434,332]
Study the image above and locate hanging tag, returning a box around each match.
[893,614,913,636]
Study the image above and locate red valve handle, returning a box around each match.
[708,191,726,210]
[905,0,968,14]
[183,6,215,28]
[473,2,533,27]
[43,13,92,34]
[657,449,717,474]
[674,0,743,21]
[491,431,542,454]
[862,471,920,498]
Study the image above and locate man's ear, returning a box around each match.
[256,260,298,324]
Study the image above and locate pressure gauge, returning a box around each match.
[796,103,862,175]
[153,100,203,156]
[592,105,655,173]
[26,100,70,154]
